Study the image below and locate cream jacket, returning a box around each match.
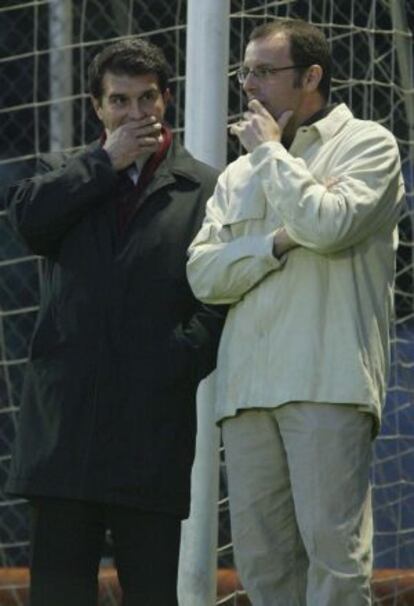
[187,104,405,428]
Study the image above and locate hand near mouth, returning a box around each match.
[230,99,293,152]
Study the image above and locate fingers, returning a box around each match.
[123,119,162,138]
[229,110,258,135]
[229,121,243,137]
[247,98,270,116]
[125,114,160,128]
[104,118,163,170]
[135,136,161,149]
[277,110,294,131]
[248,101,293,132]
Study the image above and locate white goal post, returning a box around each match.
[178,1,230,604]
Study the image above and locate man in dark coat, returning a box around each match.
[5,38,225,606]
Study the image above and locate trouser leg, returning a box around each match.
[222,410,308,606]
[29,498,105,606]
[277,402,373,606]
[108,506,182,606]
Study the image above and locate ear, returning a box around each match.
[162,88,171,106]
[91,96,103,122]
[303,64,323,93]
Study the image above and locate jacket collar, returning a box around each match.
[140,137,204,202]
[309,103,354,142]
[161,136,203,184]
[290,103,354,155]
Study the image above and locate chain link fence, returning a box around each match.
[1,0,414,603]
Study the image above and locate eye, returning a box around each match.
[255,66,271,78]
[140,90,159,102]
[110,96,127,106]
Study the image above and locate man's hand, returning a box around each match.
[273,227,299,258]
[103,116,162,171]
[230,100,293,152]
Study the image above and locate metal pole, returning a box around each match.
[178,376,221,606]
[49,0,73,151]
[390,0,414,316]
[184,0,230,170]
[179,3,230,603]
[390,0,414,163]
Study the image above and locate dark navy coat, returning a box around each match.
[6,137,225,518]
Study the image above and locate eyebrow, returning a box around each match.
[108,88,157,99]
[108,93,127,99]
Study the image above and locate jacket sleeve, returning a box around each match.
[186,169,284,305]
[5,147,117,257]
[170,301,228,383]
[250,122,404,254]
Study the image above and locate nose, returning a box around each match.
[128,100,146,120]
[243,71,258,95]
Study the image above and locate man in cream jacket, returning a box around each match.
[186,18,404,606]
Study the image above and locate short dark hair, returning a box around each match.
[249,19,332,101]
[88,38,171,100]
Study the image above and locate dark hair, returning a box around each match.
[88,38,171,100]
[249,19,332,101]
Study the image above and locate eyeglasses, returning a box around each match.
[236,64,310,84]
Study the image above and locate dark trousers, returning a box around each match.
[29,498,182,606]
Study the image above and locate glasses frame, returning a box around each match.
[236,64,310,85]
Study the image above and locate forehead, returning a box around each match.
[101,71,160,96]
[244,32,291,65]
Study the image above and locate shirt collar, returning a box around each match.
[306,103,354,142]
[300,104,337,127]
[127,153,151,184]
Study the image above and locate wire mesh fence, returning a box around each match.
[0,1,414,604]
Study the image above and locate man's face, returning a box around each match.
[92,71,170,133]
[242,32,306,121]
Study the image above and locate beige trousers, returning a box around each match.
[222,402,373,606]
